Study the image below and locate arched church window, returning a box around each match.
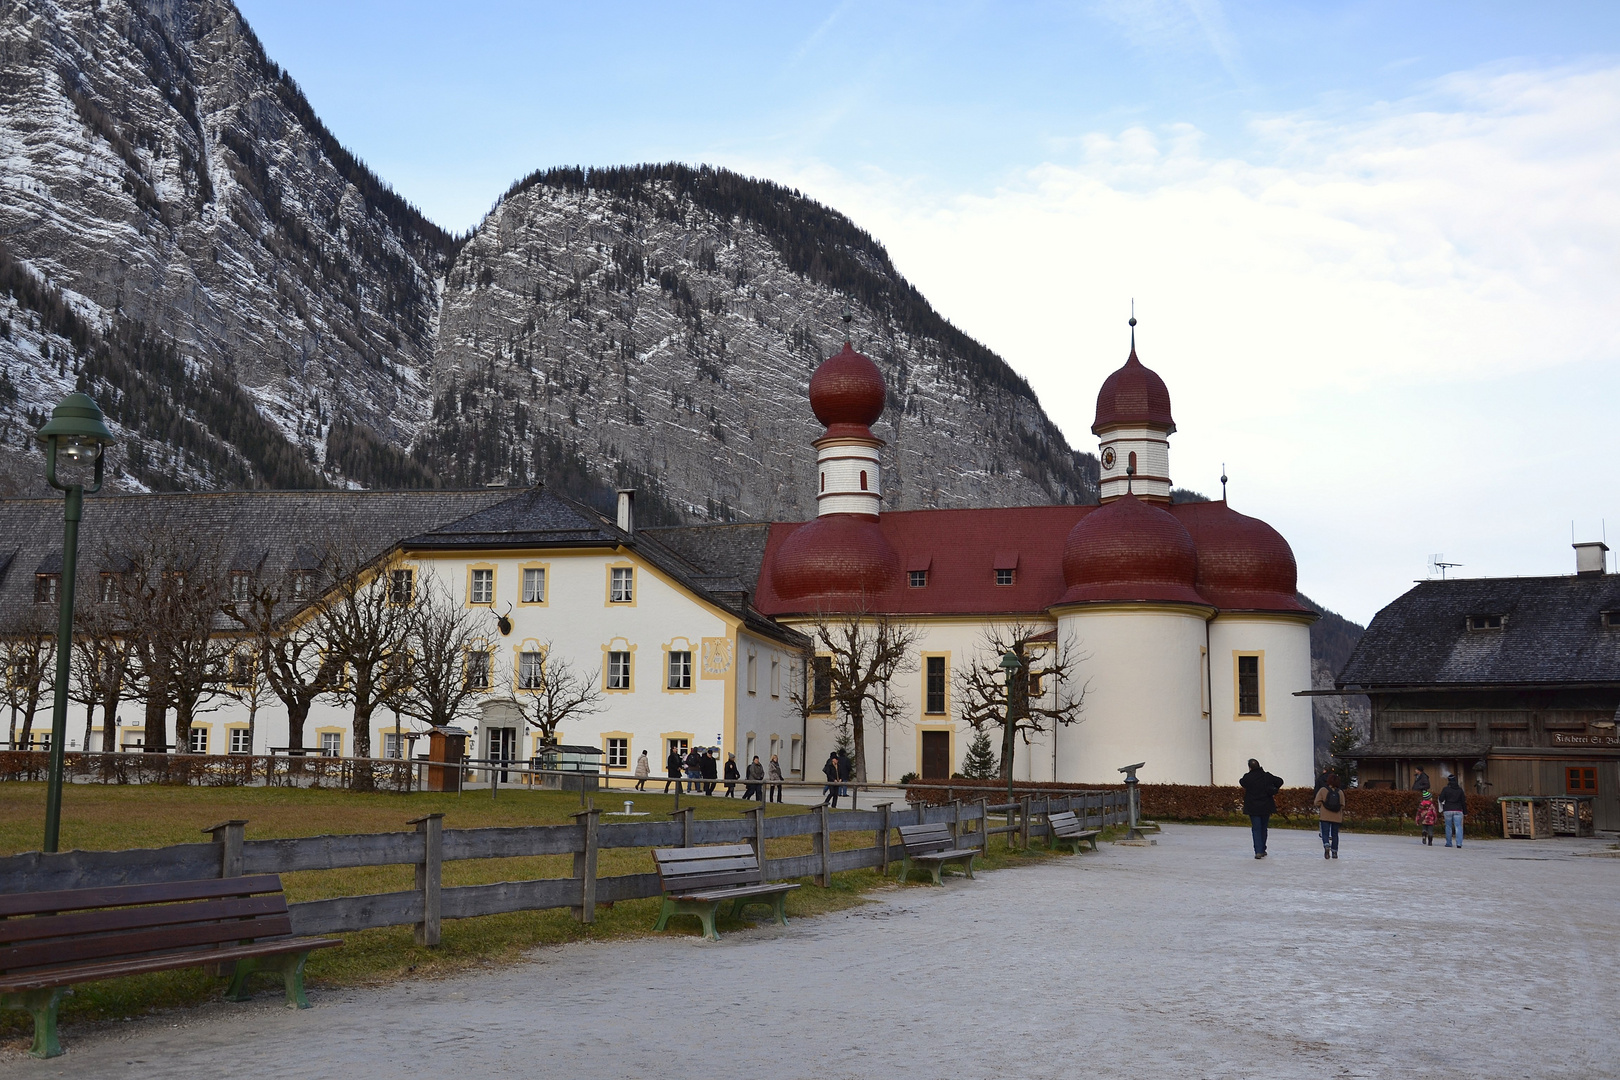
[820,472,825,492]
[1128,451,1137,473]
[859,470,868,491]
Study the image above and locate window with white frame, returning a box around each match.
[465,649,492,690]
[383,732,404,759]
[34,575,59,605]
[522,567,546,604]
[291,570,317,600]
[606,737,628,768]
[389,568,415,605]
[188,727,208,754]
[228,650,254,688]
[610,566,634,603]
[746,651,757,694]
[519,650,545,689]
[229,728,251,755]
[470,568,495,605]
[770,657,780,698]
[607,650,632,690]
[667,649,692,690]
[229,572,251,603]
[320,732,341,756]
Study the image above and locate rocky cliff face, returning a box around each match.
[0,0,449,492]
[422,166,1092,522]
[0,2,1092,519]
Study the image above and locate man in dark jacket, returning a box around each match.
[684,746,703,793]
[1438,774,1467,848]
[701,749,719,795]
[822,753,841,808]
[723,753,740,797]
[1413,767,1431,792]
[665,746,684,794]
[1239,758,1285,859]
[744,755,765,801]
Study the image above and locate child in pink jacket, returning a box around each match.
[1415,790,1440,845]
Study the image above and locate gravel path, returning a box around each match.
[8,825,1618,1079]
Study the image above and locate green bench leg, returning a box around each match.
[728,893,791,927]
[929,861,944,886]
[654,898,721,941]
[3,988,68,1059]
[226,951,314,1009]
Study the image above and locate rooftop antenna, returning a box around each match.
[1129,301,1137,353]
[1428,554,1462,580]
[1220,464,1228,502]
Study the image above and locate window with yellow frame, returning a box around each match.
[466,563,497,607]
[1233,651,1266,720]
[518,561,550,606]
[662,637,695,693]
[603,638,635,693]
[605,561,636,606]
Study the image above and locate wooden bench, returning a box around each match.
[1046,810,1102,853]
[0,875,341,1058]
[894,822,979,885]
[652,844,800,942]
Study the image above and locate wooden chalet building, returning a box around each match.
[1337,542,1620,829]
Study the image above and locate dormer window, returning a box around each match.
[1603,611,1620,628]
[290,570,317,600]
[995,568,1015,587]
[34,575,59,605]
[1467,614,1504,631]
[909,570,928,588]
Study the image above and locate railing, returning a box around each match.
[0,792,1128,944]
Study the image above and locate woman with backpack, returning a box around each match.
[1415,789,1440,845]
[1314,772,1345,859]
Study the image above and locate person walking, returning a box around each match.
[822,753,841,808]
[684,745,703,793]
[701,748,719,795]
[836,749,853,801]
[745,755,765,802]
[1314,772,1345,859]
[1415,789,1440,845]
[1412,767,1431,793]
[723,753,740,797]
[665,746,683,794]
[768,754,784,802]
[1240,758,1284,859]
[1439,773,1467,848]
[634,750,650,791]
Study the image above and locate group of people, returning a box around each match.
[1239,759,1471,859]
[821,750,853,807]
[637,747,785,802]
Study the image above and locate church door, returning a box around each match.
[921,731,951,780]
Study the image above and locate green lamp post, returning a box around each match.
[35,392,115,854]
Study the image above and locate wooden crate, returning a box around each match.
[1549,796,1595,837]
[1500,797,1551,839]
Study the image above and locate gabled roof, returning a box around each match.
[1337,575,1620,689]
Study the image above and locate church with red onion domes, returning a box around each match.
[754,323,1317,788]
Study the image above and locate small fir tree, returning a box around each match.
[962,728,997,780]
[1328,711,1361,786]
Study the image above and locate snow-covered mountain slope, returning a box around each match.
[0,0,450,491]
[0,1,1095,517]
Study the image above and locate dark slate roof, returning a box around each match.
[1337,574,1620,689]
[643,524,773,595]
[0,489,511,633]
[407,491,807,649]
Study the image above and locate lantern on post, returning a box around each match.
[36,392,115,853]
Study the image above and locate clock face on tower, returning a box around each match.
[1101,447,1117,470]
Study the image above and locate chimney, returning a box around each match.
[1574,541,1608,575]
[616,489,635,535]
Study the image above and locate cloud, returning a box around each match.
[740,62,1620,620]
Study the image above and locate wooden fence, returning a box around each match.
[0,793,1128,944]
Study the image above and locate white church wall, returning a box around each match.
[1207,615,1315,787]
[1056,606,1210,784]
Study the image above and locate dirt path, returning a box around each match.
[8,825,1617,1078]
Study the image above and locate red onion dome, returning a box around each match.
[1058,494,1207,606]
[769,514,900,606]
[1092,348,1175,434]
[1170,501,1310,614]
[810,342,887,439]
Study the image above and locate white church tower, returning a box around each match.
[1094,316,1175,502]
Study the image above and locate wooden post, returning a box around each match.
[744,805,767,883]
[1020,795,1032,849]
[572,807,600,923]
[949,800,961,845]
[409,813,443,947]
[817,804,831,887]
[204,819,247,878]
[877,802,892,874]
[977,798,989,851]
[670,806,694,847]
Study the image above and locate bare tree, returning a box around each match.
[801,611,919,784]
[224,568,338,754]
[70,600,127,754]
[953,623,1089,782]
[1,608,55,749]
[223,644,275,757]
[311,545,415,785]
[507,642,603,746]
[392,573,493,731]
[106,531,231,753]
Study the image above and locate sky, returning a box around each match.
[234,0,1620,624]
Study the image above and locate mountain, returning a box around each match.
[0,1,1093,518]
[0,0,450,494]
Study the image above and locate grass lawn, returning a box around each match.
[0,782,1087,1044]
